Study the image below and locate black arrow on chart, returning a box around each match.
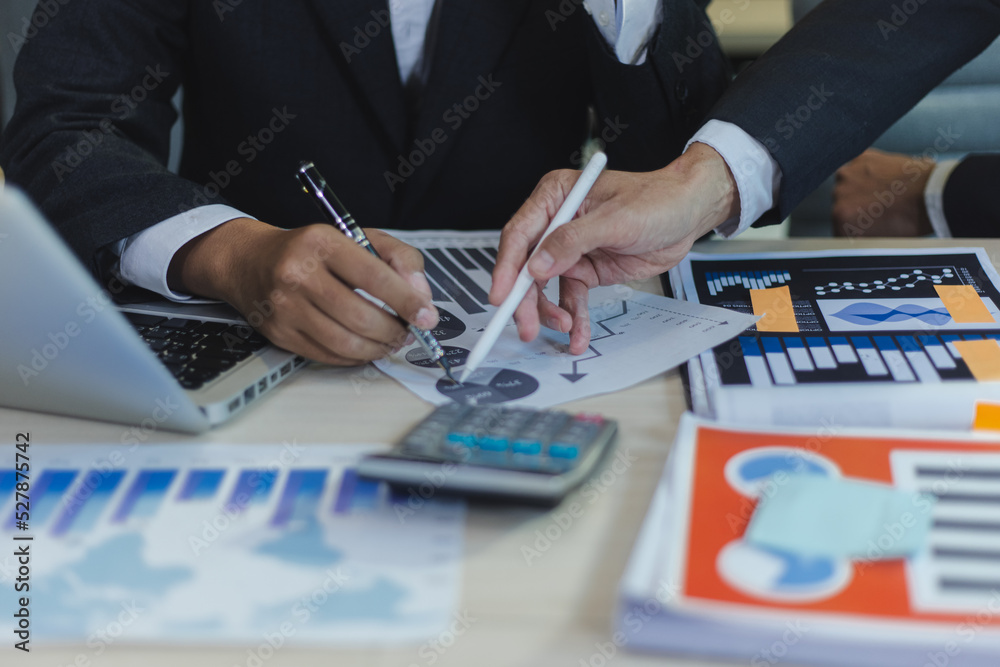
[560,345,601,382]
[560,301,630,382]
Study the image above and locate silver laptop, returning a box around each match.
[0,187,305,432]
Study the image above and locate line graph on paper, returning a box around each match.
[373,231,757,408]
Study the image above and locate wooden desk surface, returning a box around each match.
[8,238,997,667]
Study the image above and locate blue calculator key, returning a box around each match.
[548,443,579,459]
[512,440,542,455]
[446,432,476,446]
[479,437,508,451]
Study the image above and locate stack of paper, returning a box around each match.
[618,414,1000,666]
[671,248,1000,429]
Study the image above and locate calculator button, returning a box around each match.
[548,444,579,459]
[512,440,542,455]
[479,436,508,452]
[446,432,477,447]
[576,413,605,424]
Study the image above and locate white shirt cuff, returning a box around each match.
[584,0,661,65]
[116,205,253,302]
[687,119,783,238]
[924,158,961,239]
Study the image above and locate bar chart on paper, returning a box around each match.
[0,443,464,644]
[677,248,1000,427]
[376,230,758,408]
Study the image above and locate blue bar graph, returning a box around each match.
[5,469,77,530]
[51,471,125,535]
[0,470,17,497]
[873,336,897,351]
[112,470,176,522]
[177,469,225,501]
[271,470,327,527]
[228,470,277,510]
[333,469,381,515]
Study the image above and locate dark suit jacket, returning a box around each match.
[706,0,1000,226]
[943,154,1000,234]
[0,0,728,280]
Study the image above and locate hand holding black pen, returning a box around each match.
[296,162,459,383]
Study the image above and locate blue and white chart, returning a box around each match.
[675,248,1000,428]
[0,443,464,645]
[376,231,757,408]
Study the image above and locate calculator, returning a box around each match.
[357,403,619,504]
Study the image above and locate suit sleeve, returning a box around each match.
[0,0,220,279]
[942,154,1000,236]
[706,0,1000,226]
[581,0,730,171]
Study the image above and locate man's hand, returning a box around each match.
[490,143,739,354]
[168,218,438,365]
[832,149,934,238]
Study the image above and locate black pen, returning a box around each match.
[296,161,458,384]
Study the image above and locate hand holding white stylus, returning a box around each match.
[460,151,608,383]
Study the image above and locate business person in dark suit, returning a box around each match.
[0,0,729,365]
[492,0,1000,352]
[833,149,1000,238]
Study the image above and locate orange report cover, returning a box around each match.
[618,414,1000,666]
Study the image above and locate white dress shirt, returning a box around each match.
[923,158,961,237]
[115,0,781,300]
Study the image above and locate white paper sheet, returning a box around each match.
[374,231,757,407]
[0,443,464,645]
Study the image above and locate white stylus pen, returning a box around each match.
[460,151,608,383]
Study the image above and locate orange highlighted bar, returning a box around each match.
[750,285,799,332]
[973,402,1000,431]
[954,339,1000,382]
[935,285,995,324]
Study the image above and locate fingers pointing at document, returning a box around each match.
[490,143,741,354]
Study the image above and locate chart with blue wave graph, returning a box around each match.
[0,443,463,644]
[680,248,1000,389]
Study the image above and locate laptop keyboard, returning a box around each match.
[125,313,269,390]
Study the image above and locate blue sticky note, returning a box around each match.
[745,474,935,560]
